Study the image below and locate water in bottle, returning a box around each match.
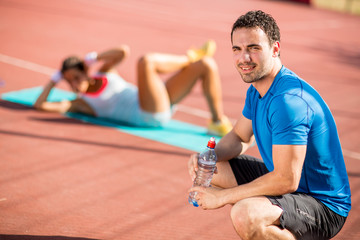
[188,137,217,207]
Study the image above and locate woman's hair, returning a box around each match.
[60,56,85,73]
[231,10,281,45]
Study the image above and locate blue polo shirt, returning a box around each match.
[242,66,351,217]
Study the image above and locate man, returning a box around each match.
[34,41,232,136]
[188,10,351,239]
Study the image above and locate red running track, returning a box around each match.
[0,0,360,239]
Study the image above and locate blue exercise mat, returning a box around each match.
[1,87,220,152]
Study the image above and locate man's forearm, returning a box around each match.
[215,114,255,162]
[215,130,245,162]
[220,170,297,206]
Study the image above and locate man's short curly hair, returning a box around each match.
[231,10,281,45]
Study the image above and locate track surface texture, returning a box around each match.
[1,0,359,239]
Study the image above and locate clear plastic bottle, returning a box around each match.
[188,137,217,207]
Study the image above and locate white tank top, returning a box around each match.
[80,72,140,125]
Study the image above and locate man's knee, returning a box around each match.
[231,197,286,239]
[230,200,252,232]
[230,199,263,239]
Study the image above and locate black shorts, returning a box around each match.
[229,155,347,240]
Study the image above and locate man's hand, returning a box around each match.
[188,153,218,182]
[188,186,226,210]
[188,153,199,182]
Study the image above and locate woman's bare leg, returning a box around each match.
[137,52,229,128]
[137,53,190,113]
[165,57,224,122]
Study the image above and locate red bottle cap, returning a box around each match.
[207,137,216,149]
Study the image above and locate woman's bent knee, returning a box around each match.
[138,53,162,70]
[119,44,130,58]
[138,54,153,68]
[198,56,218,70]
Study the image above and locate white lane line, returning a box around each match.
[176,104,211,119]
[0,53,56,75]
[343,149,360,161]
[1,53,359,160]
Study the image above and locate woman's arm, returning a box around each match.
[34,71,62,111]
[34,80,57,111]
[34,77,95,116]
[36,96,95,116]
[86,45,130,73]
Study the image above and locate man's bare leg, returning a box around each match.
[231,197,296,240]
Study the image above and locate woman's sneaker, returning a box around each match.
[187,40,217,62]
[207,116,233,137]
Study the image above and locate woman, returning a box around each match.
[34,41,232,136]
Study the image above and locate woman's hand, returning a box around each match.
[50,70,63,84]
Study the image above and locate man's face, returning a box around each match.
[232,27,278,84]
[63,68,89,93]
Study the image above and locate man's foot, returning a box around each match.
[207,116,233,137]
[187,40,216,62]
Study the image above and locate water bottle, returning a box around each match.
[188,137,217,207]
